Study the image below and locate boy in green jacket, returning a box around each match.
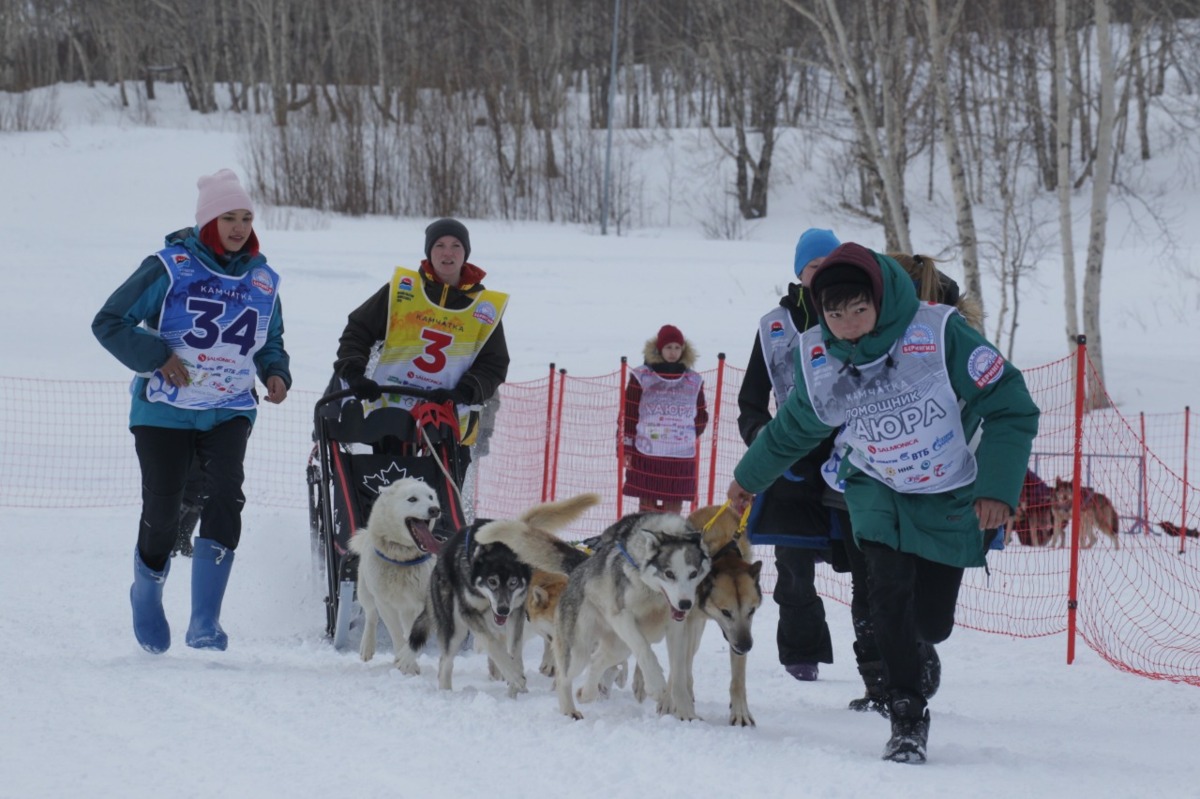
[728,242,1039,764]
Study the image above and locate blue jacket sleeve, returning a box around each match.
[253,297,292,389]
[91,256,173,374]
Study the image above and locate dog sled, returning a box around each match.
[307,385,467,649]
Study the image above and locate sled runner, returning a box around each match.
[307,386,467,649]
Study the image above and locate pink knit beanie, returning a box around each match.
[195,169,254,228]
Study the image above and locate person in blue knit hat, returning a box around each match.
[736,227,843,684]
[794,228,841,281]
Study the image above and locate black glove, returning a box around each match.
[347,375,383,402]
[429,387,469,406]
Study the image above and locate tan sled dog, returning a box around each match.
[525,569,569,676]
[671,504,763,726]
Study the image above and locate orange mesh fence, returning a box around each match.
[1,347,1197,686]
[0,375,314,510]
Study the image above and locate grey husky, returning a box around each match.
[409,494,600,698]
[477,510,711,720]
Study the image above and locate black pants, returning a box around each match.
[132,418,251,570]
[832,507,877,655]
[773,545,834,665]
[861,541,963,704]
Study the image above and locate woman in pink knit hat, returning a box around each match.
[93,168,291,655]
[620,324,708,514]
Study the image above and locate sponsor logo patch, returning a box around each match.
[967,346,1004,387]
[902,323,937,356]
[473,301,498,325]
[769,320,785,339]
[810,345,827,368]
[250,267,274,295]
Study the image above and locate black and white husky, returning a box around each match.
[409,493,600,698]
[478,511,711,719]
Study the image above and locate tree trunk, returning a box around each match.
[782,0,912,251]
[1055,0,1080,351]
[1083,0,1115,411]
[923,0,982,311]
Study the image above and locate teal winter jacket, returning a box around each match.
[92,227,291,431]
[733,249,1039,568]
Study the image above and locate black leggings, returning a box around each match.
[132,418,251,570]
[861,541,963,701]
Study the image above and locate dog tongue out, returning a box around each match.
[671,608,687,622]
[407,519,441,553]
[493,612,508,626]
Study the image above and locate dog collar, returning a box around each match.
[616,541,638,568]
[374,548,432,567]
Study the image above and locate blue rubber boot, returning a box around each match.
[185,538,235,651]
[131,548,171,654]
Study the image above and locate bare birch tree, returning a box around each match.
[1054,0,1081,349]
[921,0,982,310]
[781,0,915,251]
[1082,0,1115,409]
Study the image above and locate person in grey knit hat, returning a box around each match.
[332,218,510,492]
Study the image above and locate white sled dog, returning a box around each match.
[478,510,711,720]
[409,492,601,697]
[348,477,442,673]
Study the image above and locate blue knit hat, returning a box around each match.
[793,228,841,277]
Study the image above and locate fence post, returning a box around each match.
[1067,335,1087,665]
[617,357,628,517]
[541,363,556,502]
[550,368,568,502]
[705,353,726,506]
[1180,406,1191,555]
[1139,413,1149,535]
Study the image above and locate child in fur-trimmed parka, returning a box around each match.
[93,168,291,656]
[621,325,708,514]
[728,242,1038,764]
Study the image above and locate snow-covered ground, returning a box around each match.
[2,84,1199,798]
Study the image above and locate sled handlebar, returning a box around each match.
[314,386,439,411]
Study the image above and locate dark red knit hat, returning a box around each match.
[656,324,685,351]
[810,242,884,313]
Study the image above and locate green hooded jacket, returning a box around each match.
[732,246,1039,568]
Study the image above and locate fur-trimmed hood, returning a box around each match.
[642,336,698,369]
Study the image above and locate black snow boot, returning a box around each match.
[920,642,941,699]
[173,501,201,558]
[882,695,930,764]
[848,643,889,716]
